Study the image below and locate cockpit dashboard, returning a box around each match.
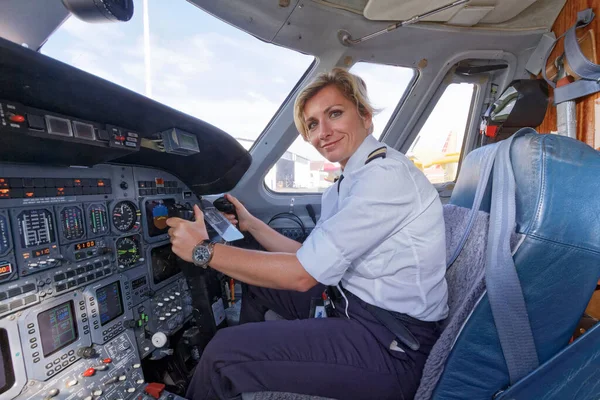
[0,33,244,400]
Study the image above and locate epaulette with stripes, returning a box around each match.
[365,146,387,165]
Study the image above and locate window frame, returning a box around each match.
[262,61,419,195]
[398,72,485,185]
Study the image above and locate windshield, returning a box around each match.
[41,0,314,148]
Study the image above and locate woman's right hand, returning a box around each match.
[223,194,254,232]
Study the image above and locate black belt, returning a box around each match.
[326,286,434,352]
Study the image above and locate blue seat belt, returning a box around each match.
[486,128,539,384]
[542,9,600,104]
[447,128,540,383]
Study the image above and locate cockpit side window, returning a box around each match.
[407,83,476,184]
[265,61,416,194]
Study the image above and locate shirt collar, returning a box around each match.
[342,134,385,175]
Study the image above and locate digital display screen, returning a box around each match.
[0,329,15,395]
[73,121,95,140]
[45,115,73,137]
[60,206,85,241]
[131,276,147,290]
[0,262,12,281]
[17,209,56,248]
[151,244,179,285]
[0,215,10,255]
[97,281,124,326]
[145,199,175,237]
[74,240,96,251]
[37,301,78,357]
[88,204,109,235]
[32,247,50,258]
[179,133,198,149]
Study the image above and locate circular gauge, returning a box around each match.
[116,235,141,268]
[88,204,109,235]
[112,201,138,232]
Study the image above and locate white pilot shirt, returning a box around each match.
[297,134,449,322]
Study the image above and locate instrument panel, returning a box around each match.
[0,163,200,400]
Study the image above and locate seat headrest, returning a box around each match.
[451,133,600,254]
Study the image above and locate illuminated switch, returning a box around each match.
[119,375,127,381]
[127,388,136,393]
[171,309,177,313]
[82,368,95,377]
[159,317,165,321]
[136,379,145,384]
[133,363,141,368]
[9,114,25,123]
[93,389,103,396]
[66,379,78,387]
[175,292,181,296]
[157,303,163,307]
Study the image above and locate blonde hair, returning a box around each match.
[293,67,376,140]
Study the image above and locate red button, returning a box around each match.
[144,383,165,399]
[82,367,95,377]
[9,114,25,123]
[103,358,112,364]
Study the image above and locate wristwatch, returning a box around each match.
[191,240,216,268]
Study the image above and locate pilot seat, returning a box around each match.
[242,130,600,400]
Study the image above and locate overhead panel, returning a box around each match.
[363,0,543,25]
[312,0,369,14]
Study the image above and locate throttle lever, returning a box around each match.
[213,196,238,225]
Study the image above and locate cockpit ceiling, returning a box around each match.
[315,0,567,28]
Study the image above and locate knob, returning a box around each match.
[44,388,59,399]
[152,332,168,348]
[66,379,78,387]
[77,346,97,359]
[120,181,128,190]
[122,320,136,329]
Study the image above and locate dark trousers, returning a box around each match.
[185,284,440,400]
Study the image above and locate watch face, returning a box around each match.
[193,244,211,265]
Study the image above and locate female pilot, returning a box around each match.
[167,68,448,400]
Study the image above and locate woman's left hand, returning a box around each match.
[166,204,209,263]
